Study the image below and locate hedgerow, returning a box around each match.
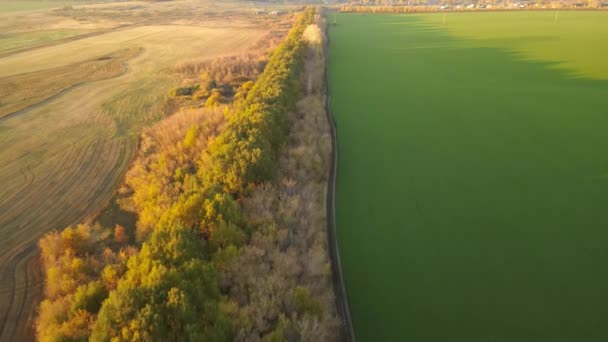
[36,8,339,342]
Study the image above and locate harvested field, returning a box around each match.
[0,29,91,53]
[0,1,71,13]
[0,17,267,342]
[0,47,141,118]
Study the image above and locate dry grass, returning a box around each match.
[0,5,272,340]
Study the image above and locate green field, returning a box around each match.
[0,1,74,13]
[329,12,608,341]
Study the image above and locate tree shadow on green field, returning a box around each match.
[330,13,608,342]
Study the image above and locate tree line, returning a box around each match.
[36,7,340,341]
[340,0,608,11]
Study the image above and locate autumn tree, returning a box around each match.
[91,222,232,342]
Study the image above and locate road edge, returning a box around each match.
[322,11,356,342]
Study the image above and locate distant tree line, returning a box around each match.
[36,7,340,342]
[347,0,607,5]
[340,0,608,12]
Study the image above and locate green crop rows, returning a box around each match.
[329,11,608,341]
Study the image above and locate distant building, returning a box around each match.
[269,10,283,16]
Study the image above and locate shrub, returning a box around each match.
[170,84,200,97]
[205,89,223,108]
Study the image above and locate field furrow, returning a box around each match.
[0,138,95,232]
